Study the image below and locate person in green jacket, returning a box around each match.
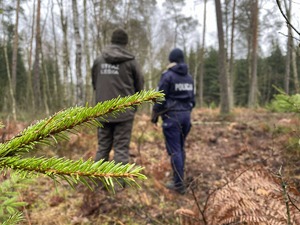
[92,28,144,172]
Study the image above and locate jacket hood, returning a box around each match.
[169,63,188,76]
[102,44,135,64]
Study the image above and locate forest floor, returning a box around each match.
[3,108,300,225]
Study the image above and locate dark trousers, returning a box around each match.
[95,119,134,164]
[162,111,191,188]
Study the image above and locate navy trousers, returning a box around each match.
[162,111,191,188]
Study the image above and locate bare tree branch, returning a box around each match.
[276,0,300,37]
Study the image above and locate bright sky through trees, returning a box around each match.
[158,0,300,56]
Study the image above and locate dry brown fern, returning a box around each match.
[175,208,202,225]
[203,166,300,225]
[176,166,300,225]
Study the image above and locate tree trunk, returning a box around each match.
[92,0,102,54]
[11,0,20,96]
[7,0,20,120]
[4,43,17,120]
[84,0,92,104]
[124,0,132,28]
[72,0,84,105]
[215,0,230,114]
[40,48,50,116]
[284,0,291,94]
[26,0,36,111]
[228,0,236,108]
[291,40,299,93]
[283,0,299,94]
[57,0,71,105]
[51,1,59,107]
[224,0,230,50]
[33,0,42,110]
[248,0,259,108]
[198,0,207,108]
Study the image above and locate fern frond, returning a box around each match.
[0,90,163,157]
[204,166,300,225]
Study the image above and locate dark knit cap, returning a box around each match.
[169,48,184,63]
[111,28,128,45]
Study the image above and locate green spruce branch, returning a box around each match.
[268,87,300,113]
[0,173,30,224]
[0,90,164,189]
[2,212,23,225]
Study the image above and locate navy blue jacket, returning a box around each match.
[153,63,195,115]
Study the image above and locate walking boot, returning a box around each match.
[165,181,186,195]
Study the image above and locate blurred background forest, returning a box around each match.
[0,0,299,120]
[2,1,300,224]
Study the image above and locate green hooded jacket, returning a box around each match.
[92,44,144,122]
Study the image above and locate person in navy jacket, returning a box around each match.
[151,48,195,194]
